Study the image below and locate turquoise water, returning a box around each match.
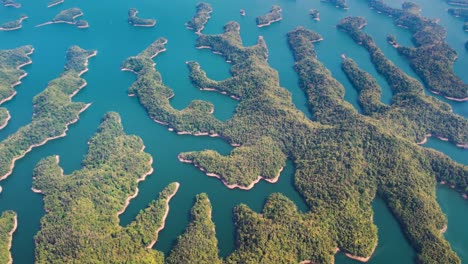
[0,0,466,263]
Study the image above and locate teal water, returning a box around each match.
[0,0,466,263]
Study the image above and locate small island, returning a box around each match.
[256,5,282,27]
[186,2,212,34]
[446,0,468,6]
[47,0,64,8]
[322,0,349,9]
[310,9,320,21]
[1,0,20,8]
[128,8,156,27]
[0,15,28,31]
[36,8,89,29]
[0,211,17,264]
[240,9,246,16]
[386,34,398,47]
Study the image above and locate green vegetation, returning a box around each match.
[338,17,468,146]
[186,2,212,34]
[38,7,89,28]
[128,8,156,27]
[0,45,33,129]
[1,0,20,8]
[402,1,421,14]
[0,15,28,31]
[309,9,320,21]
[0,46,95,181]
[0,211,16,264]
[166,193,222,264]
[256,5,282,27]
[33,112,179,263]
[322,0,348,9]
[368,0,468,100]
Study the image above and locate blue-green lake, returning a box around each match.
[0,0,466,263]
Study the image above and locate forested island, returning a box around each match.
[185,2,212,34]
[128,8,156,27]
[0,45,34,130]
[368,0,468,101]
[0,46,95,182]
[0,15,28,31]
[1,0,20,8]
[47,0,64,8]
[310,9,320,21]
[0,211,16,264]
[256,5,282,27]
[33,112,180,263]
[338,16,468,148]
[322,0,348,9]
[124,3,467,258]
[36,8,89,28]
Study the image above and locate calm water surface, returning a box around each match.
[0,0,466,263]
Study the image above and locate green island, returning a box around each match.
[36,8,89,29]
[0,211,16,264]
[0,45,34,130]
[166,193,222,264]
[322,0,348,9]
[368,0,468,101]
[33,112,180,263]
[128,8,156,27]
[446,0,468,6]
[0,15,28,31]
[185,2,212,34]
[256,5,282,28]
[124,8,467,260]
[1,0,20,8]
[310,9,320,21]
[47,0,64,8]
[0,46,96,182]
[337,16,468,148]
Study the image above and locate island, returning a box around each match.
[0,46,96,182]
[240,9,246,16]
[128,8,156,27]
[124,14,467,262]
[0,15,28,31]
[322,0,348,9]
[310,9,320,21]
[0,45,34,130]
[368,0,468,101]
[186,2,212,34]
[1,0,20,8]
[33,112,180,263]
[0,211,16,264]
[256,5,282,27]
[446,0,468,6]
[166,193,222,264]
[47,0,64,8]
[36,8,89,29]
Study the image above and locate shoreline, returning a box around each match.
[257,17,282,28]
[0,111,11,130]
[416,133,467,149]
[147,182,180,249]
[116,155,154,219]
[178,154,283,190]
[7,214,18,264]
[47,0,64,8]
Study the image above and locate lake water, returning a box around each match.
[0,0,466,263]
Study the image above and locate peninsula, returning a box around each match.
[0,45,34,130]
[0,15,28,31]
[0,46,96,182]
[128,8,156,27]
[256,5,282,27]
[0,211,16,264]
[36,8,89,29]
[33,112,179,263]
[368,0,468,101]
[185,2,212,34]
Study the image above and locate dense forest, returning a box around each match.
[185,2,212,34]
[0,45,33,129]
[0,46,95,180]
[33,112,179,263]
[367,0,468,100]
[0,211,16,264]
[128,8,156,27]
[39,7,88,28]
[0,15,28,30]
[256,5,282,27]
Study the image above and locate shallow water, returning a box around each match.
[0,0,466,263]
